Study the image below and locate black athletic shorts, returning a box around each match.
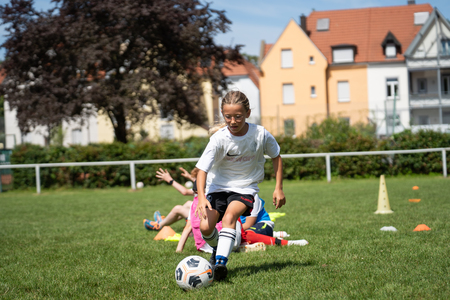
[206,192,254,222]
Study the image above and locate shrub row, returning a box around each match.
[9,126,450,190]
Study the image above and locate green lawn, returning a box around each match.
[1,175,449,299]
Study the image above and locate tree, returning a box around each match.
[0,0,242,143]
[242,53,259,67]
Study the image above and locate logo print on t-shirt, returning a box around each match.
[226,152,239,157]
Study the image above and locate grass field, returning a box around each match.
[0,175,449,299]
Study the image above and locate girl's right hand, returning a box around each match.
[195,196,211,219]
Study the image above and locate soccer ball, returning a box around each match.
[175,256,213,290]
[136,182,144,189]
[185,181,193,189]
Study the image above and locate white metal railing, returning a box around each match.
[0,148,448,194]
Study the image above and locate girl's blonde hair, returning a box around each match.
[209,90,250,135]
[221,90,250,112]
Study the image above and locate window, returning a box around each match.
[385,44,397,58]
[386,78,399,100]
[284,119,295,137]
[311,86,317,98]
[443,112,450,124]
[309,56,315,65]
[443,76,450,95]
[337,81,350,102]
[333,48,354,63]
[387,114,400,127]
[283,84,295,104]
[71,129,82,145]
[316,18,330,31]
[418,115,430,125]
[414,12,429,25]
[160,123,174,139]
[417,78,427,94]
[340,117,350,125]
[281,49,293,68]
[441,39,450,56]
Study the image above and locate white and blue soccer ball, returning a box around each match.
[175,255,213,290]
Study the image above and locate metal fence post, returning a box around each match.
[326,155,331,183]
[443,149,447,178]
[130,162,136,190]
[35,165,41,194]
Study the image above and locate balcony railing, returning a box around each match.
[409,92,450,107]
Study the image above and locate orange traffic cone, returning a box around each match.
[413,224,431,232]
[154,226,177,240]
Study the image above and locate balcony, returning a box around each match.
[409,92,450,107]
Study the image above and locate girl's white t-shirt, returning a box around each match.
[196,123,280,196]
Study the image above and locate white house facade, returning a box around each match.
[404,8,450,133]
[4,100,100,148]
[367,63,410,136]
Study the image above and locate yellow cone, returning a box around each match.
[375,175,393,214]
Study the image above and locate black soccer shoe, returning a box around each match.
[213,264,228,281]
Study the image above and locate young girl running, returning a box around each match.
[195,90,286,281]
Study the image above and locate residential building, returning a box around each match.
[404,8,450,133]
[259,2,440,137]
[259,19,328,137]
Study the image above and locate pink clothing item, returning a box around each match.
[190,196,222,251]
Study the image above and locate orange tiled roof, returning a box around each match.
[307,3,433,63]
[222,60,260,89]
[264,44,273,58]
[0,68,5,84]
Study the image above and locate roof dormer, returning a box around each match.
[381,31,402,58]
[331,44,357,63]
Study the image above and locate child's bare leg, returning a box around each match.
[221,201,247,229]
[159,204,190,227]
[176,220,192,253]
[199,209,220,248]
[213,201,247,281]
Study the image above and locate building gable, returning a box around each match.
[404,8,450,60]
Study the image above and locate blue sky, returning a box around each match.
[1,0,449,59]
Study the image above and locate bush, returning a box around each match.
[11,139,209,190]
[9,121,449,189]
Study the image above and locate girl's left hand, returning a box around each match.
[155,168,172,183]
[273,189,286,209]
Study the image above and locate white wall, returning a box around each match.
[225,75,261,124]
[367,63,410,136]
[4,100,98,148]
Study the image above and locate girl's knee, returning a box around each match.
[172,205,183,213]
[200,224,214,236]
[221,213,238,228]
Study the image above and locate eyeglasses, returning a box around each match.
[223,115,244,122]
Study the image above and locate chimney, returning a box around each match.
[300,14,307,33]
[408,0,415,5]
[258,40,266,67]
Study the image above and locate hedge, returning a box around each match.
[9,127,450,190]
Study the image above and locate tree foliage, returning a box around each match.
[0,0,242,143]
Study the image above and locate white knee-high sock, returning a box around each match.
[216,228,236,265]
[202,228,219,248]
